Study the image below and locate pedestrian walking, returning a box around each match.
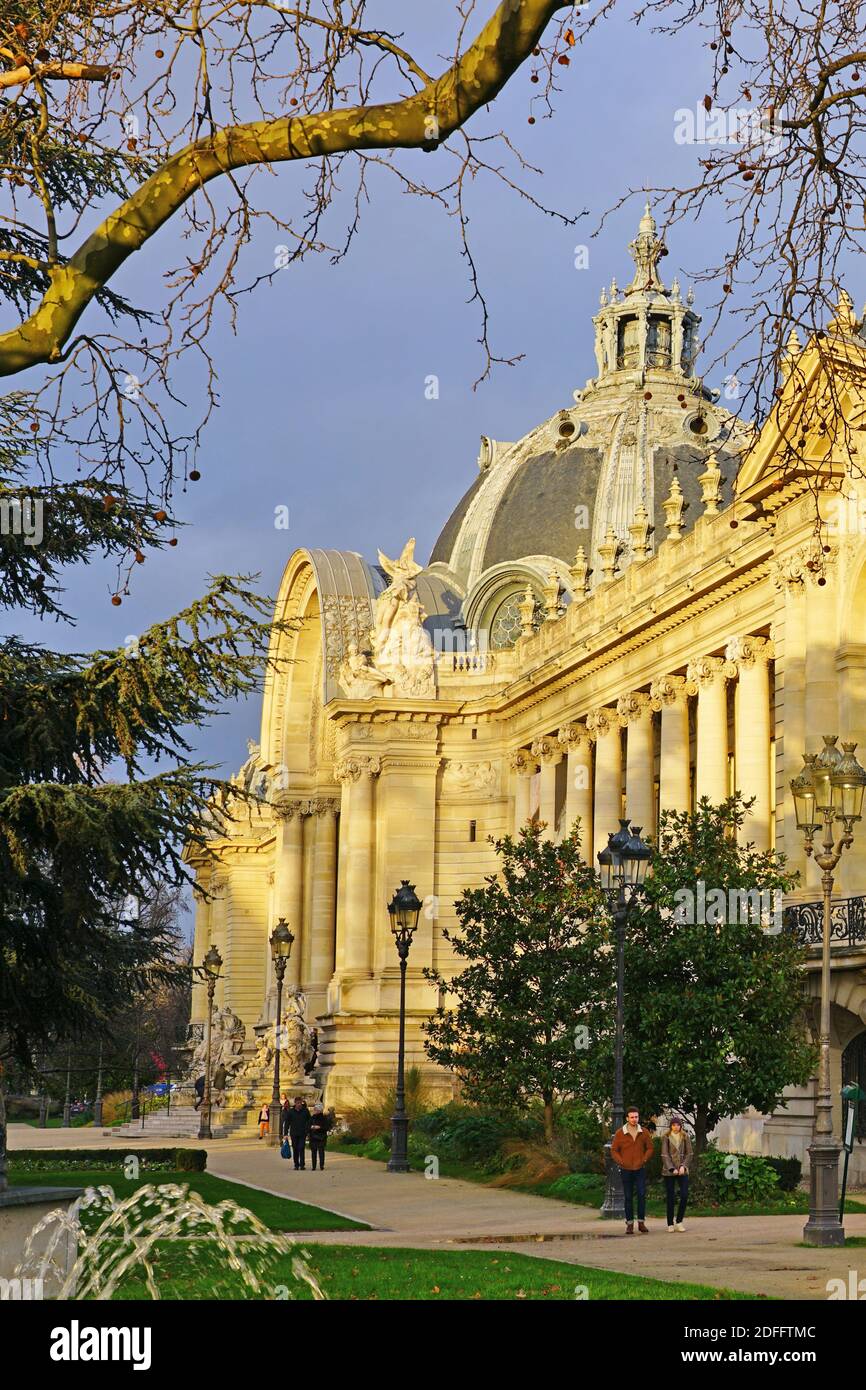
[610,1105,655,1234]
[661,1115,693,1232]
[287,1095,311,1169]
[258,1101,271,1139]
[309,1102,332,1170]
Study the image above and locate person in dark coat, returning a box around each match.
[279,1093,291,1138]
[308,1103,332,1170]
[287,1096,311,1169]
[193,1075,205,1111]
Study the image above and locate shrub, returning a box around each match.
[174,1148,207,1172]
[100,1090,133,1125]
[6,1147,207,1173]
[693,1147,780,1205]
[547,1172,604,1203]
[485,1139,568,1189]
[340,1067,431,1142]
[764,1155,802,1191]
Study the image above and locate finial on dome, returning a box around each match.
[626,201,666,294]
[599,286,608,307]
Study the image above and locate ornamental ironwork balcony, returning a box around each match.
[783,896,866,950]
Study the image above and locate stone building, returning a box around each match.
[189,209,866,1178]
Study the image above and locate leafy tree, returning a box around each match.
[590,798,816,1153]
[424,824,613,1142]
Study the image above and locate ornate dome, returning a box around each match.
[423,206,748,644]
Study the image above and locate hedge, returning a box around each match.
[7,1148,207,1173]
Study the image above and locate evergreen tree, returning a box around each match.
[589,798,816,1152]
[423,824,613,1142]
[0,407,289,1187]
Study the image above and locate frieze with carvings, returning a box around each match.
[442,761,497,793]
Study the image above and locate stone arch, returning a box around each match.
[464,557,562,649]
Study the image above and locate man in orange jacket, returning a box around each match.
[610,1106,655,1234]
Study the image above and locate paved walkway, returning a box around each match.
[9,1125,866,1299]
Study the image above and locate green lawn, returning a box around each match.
[6,1169,366,1233]
[104,1241,756,1301]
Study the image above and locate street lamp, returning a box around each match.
[197,943,223,1141]
[597,820,652,1220]
[269,918,295,1147]
[386,880,422,1173]
[790,736,866,1247]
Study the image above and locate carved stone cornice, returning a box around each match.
[557,722,587,750]
[334,754,381,785]
[723,634,774,677]
[684,654,726,695]
[585,706,618,741]
[616,691,651,725]
[649,674,687,711]
[508,748,539,777]
[530,735,564,766]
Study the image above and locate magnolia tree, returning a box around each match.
[423,824,613,1142]
[587,797,817,1153]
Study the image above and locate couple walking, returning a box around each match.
[610,1106,692,1234]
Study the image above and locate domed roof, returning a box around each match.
[425,206,747,605]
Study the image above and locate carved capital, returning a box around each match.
[684,655,726,696]
[557,722,587,750]
[271,792,304,821]
[530,735,564,766]
[508,748,539,778]
[335,754,381,785]
[616,691,651,725]
[723,635,774,677]
[306,796,340,817]
[771,542,838,592]
[649,674,687,711]
[585,707,618,741]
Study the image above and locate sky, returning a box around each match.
[16,6,763,778]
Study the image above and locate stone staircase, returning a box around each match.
[111,1078,322,1142]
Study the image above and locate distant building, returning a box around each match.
[188,208,866,1179]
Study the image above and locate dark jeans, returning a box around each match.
[620,1166,647,1222]
[291,1135,306,1168]
[310,1137,326,1170]
[664,1173,689,1225]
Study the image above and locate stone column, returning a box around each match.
[308,798,339,1002]
[334,755,379,977]
[531,735,563,840]
[617,692,654,836]
[587,707,622,862]
[509,749,538,833]
[650,674,690,815]
[558,723,593,854]
[272,795,304,987]
[686,656,729,806]
[725,636,774,850]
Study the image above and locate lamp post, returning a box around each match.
[93,1041,104,1128]
[62,1046,72,1127]
[197,944,223,1141]
[386,880,422,1173]
[597,820,652,1220]
[269,918,295,1147]
[790,735,866,1247]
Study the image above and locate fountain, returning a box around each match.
[14,1182,326,1300]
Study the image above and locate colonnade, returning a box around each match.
[510,635,774,859]
[269,791,339,1007]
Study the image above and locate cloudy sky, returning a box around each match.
[19,7,776,777]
